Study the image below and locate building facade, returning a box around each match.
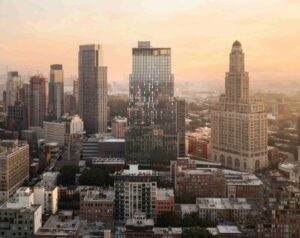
[0,140,29,202]
[5,71,22,112]
[113,165,158,221]
[156,188,175,216]
[0,187,42,238]
[48,64,64,120]
[42,121,66,145]
[80,188,114,224]
[78,44,107,134]
[172,159,263,201]
[211,41,268,172]
[175,98,186,157]
[126,41,178,164]
[196,198,251,224]
[30,75,48,126]
[33,185,58,214]
[112,116,127,138]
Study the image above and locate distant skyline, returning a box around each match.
[1,0,300,84]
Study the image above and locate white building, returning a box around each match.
[113,164,158,220]
[68,114,84,134]
[0,187,42,237]
[279,162,300,184]
[33,185,58,214]
[29,115,84,147]
[211,41,268,173]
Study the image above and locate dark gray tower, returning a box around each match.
[126,41,178,164]
[78,44,107,134]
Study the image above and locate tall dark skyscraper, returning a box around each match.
[175,97,186,157]
[78,44,108,134]
[73,79,79,112]
[126,41,178,164]
[48,64,64,120]
[30,75,48,126]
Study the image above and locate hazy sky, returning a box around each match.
[0,0,300,84]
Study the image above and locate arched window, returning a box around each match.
[227,157,232,168]
[235,158,240,169]
[220,155,225,165]
[244,162,247,170]
[255,160,260,170]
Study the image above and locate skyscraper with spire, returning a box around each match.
[211,41,268,172]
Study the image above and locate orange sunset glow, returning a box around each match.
[1,0,300,84]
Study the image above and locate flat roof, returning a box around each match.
[217,225,241,234]
[83,189,115,202]
[115,164,154,176]
[153,227,182,234]
[180,204,199,214]
[197,198,251,210]
[36,213,80,236]
[91,157,125,165]
[157,188,174,200]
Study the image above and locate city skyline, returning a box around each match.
[1,1,300,236]
[1,0,300,84]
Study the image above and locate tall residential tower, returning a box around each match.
[30,75,48,126]
[48,64,64,120]
[126,41,178,164]
[211,41,268,172]
[78,44,108,134]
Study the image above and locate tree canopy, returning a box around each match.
[57,165,80,186]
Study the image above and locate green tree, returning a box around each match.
[182,227,212,238]
[175,196,195,204]
[156,211,181,227]
[57,165,80,186]
[79,168,112,187]
[58,192,80,210]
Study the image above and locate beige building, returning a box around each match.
[211,41,268,173]
[0,187,42,238]
[33,185,58,214]
[0,140,29,202]
[112,116,127,138]
[43,121,66,145]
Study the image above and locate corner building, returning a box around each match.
[211,41,268,173]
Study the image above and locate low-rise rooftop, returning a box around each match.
[35,211,80,236]
[157,188,174,200]
[197,198,251,210]
[83,189,115,202]
[91,157,125,165]
[114,164,155,176]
